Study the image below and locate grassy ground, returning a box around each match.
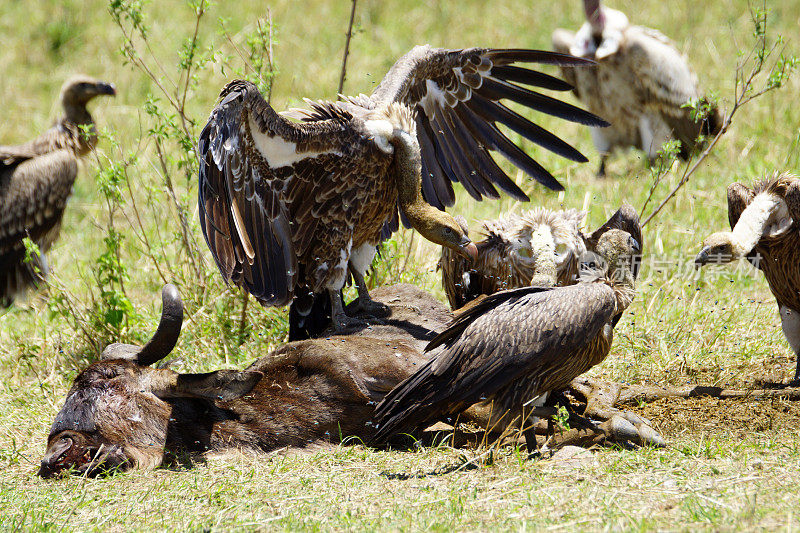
[1,0,799,530]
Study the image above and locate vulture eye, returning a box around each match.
[444,227,452,235]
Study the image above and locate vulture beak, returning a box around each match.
[694,247,711,269]
[96,82,117,97]
[457,237,478,262]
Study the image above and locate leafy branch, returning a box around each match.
[641,3,797,227]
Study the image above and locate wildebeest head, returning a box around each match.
[38,285,261,479]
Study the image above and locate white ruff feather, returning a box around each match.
[248,116,335,168]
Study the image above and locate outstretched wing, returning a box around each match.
[372,283,616,441]
[198,80,387,306]
[367,46,608,208]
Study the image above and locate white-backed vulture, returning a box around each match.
[198,45,607,335]
[373,228,641,452]
[0,76,116,305]
[440,203,642,310]
[552,0,721,176]
[695,172,800,381]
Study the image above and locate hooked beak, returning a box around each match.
[457,238,478,262]
[694,246,715,269]
[96,82,117,97]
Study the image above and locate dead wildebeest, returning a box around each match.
[39,282,664,478]
[38,283,451,478]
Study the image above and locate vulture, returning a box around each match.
[695,172,800,382]
[0,76,116,305]
[552,0,721,176]
[197,45,608,336]
[440,203,642,310]
[373,228,641,451]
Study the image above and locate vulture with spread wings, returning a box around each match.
[198,45,607,333]
[552,0,721,176]
[0,76,116,305]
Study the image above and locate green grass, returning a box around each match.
[1,0,800,530]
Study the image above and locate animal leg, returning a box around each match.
[329,288,367,333]
[348,267,390,319]
[780,306,800,383]
[597,155,608,178]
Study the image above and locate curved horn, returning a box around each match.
[135,284,184,367]
[100,284,184,365]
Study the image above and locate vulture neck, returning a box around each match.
[529,226,557,287]
[728,192,786,256]
[606,265,635,313]
[61,101,97,154]
[392,130,451,240]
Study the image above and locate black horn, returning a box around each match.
[100,284,184,366]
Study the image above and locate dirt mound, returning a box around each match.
[630,395,800,439]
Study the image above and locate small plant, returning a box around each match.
[641,2,797,227]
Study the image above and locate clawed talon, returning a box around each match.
[349,298,391,319]
[332,313,369,333]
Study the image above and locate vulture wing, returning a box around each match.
[0,150,78,303]
[625,27,717,152]
[198,80,389,305]
[372,282,616,441]
[586,203,642,254]
[726,182,756,230]
[782,176,800,224]
[367,46,608,208]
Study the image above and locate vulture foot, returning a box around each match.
[349,295,391,320]
[332,312,370,333]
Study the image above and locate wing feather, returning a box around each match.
[373,282,616,440]
[369,46,607,206]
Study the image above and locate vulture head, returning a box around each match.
[695,232,743,267]
[574,0,629,60]
[60,75,116,108]
[418,211,478,262]
[593,229,640,285]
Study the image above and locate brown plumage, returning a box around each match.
[440,203,642,310]
[552,0,721,175]
[695,172,800,381]
[372,228,641,449]
[38,283,453,478]
[0,76,115,305]
[198,46,607,333]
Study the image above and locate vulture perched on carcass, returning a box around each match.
[695,172,800,382]
[0,76,116,305]
[373,228,641,451]
[440,203,642,310]
[198,45,608,339]
[552,0,721,176]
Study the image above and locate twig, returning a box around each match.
[337,0,358,97]
[237,291,249,346]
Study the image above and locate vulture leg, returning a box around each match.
[780,306,800,383]
[597,155,608,178]
[329,289,368,333]
[348,267,390,319]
